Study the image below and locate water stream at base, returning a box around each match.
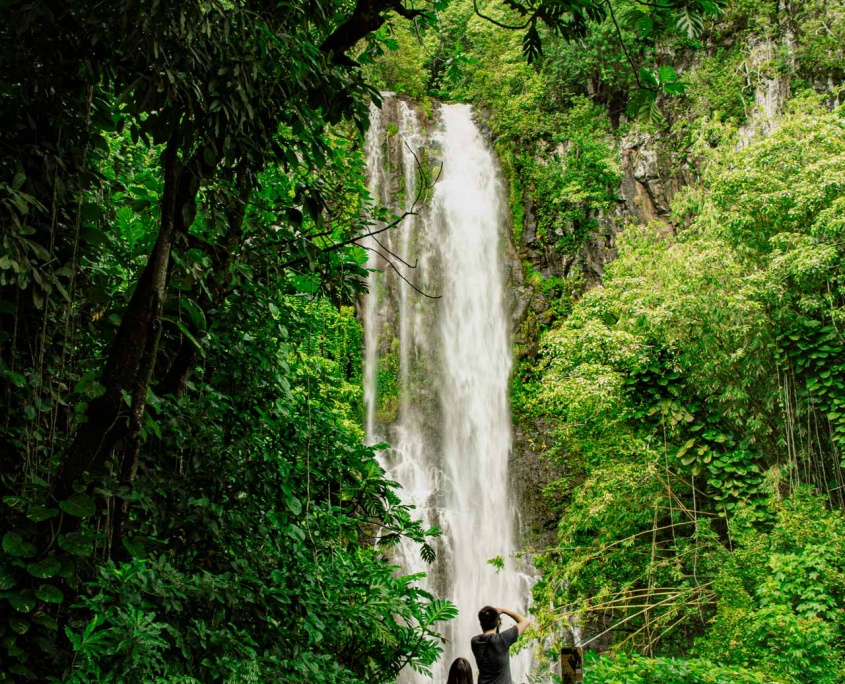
[363,98,532,684]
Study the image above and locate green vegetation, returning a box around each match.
[445,2,624,258]
[1,2,458,681]
[368,1,845,681]
[586,651,788,684]
[6,0,845,681]
[526,99,845,682]
[376,326,401,424]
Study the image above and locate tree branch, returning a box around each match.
[321,0,428,60]
[279,210,416,271]
[371,234,418,270]
[605,0,643,89]
[358,243,441,299]
[473,0,531,31]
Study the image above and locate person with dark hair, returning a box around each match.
[471,605,531,684]
[446,656,473,684]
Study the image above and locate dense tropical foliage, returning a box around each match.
[371,0,845,682]
[0,1,457,681]
[5,0,845,681]
[525,102,845,682]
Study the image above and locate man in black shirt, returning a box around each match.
[470,605,531,684]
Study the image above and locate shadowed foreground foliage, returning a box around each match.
[0,1,458,681]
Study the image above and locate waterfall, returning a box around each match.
[363,99,531,683]
[363,102,384,443]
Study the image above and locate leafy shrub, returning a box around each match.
[585,651,788,684]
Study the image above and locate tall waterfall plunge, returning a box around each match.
[362,98,532,683]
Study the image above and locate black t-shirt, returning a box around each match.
[471,625,519,684]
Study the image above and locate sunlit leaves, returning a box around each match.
[627,65,687,124]
[529,98,845,672]
[421,598,459,627]
[586,651,786,683]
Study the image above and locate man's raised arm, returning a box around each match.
[498,607,531,635]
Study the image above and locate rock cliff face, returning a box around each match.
[503,124,702,547]
[512,128,694,293]
[505,31,797,550]
[618,134,692,228]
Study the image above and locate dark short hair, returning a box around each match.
[478,605,499,631]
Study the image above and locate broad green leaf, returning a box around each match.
[663,82,688,95]
[676,7,703,39]
[0,563,17,589]
[658,65,677,84]
[677,438,696,458]
[648,99,666,126]
[9,613,29,634]
[285,495,302,516]
[32,612,59,630]
[59,493,96,518]
[176,320,205,355]
[35,584,63,603]
[27,557,61,579]
[290,274,320,294]
[58,532,93,557]
[638,67,658,88]
[80,225,108,246]
[421,543,436,563]
[9,589,36,613]
[181,297,207,331]
[26,504,59,522]
[3,495,28,509]
[2,532,36,558]
[181,202,196,227]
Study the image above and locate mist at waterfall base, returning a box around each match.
[362,99,533,684]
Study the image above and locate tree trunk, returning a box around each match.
[156,183,250,399]
[52,137,194,505]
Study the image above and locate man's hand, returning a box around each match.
[497,607,532,635]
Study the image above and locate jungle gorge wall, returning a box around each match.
[365,0,816,556]
[366,4,845,680]
[498,4,812,552]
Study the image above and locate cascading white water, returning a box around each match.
[397,100,420,406]
[434,104,531,682]
[363,103,384,443]
[363,99,531,683]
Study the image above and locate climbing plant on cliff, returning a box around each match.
[528,97,845,683]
